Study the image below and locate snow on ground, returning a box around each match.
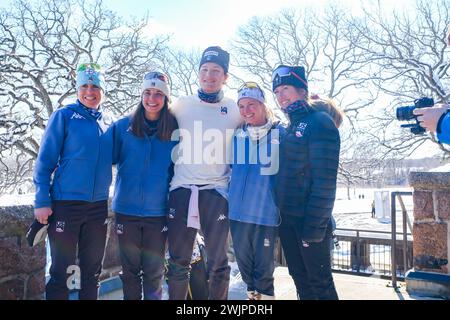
[228,261,247,299]
[429,163,450,172]
[334,186,413,232]
[0,193,34,207]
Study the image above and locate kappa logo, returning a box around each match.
[264,238,270,247]
[71,112,85,120]
[116,224,124,235]
[217,214,227,221]
[161,226,168,233]
[56,221,65,233]
[295,123,307,138]
[220,106,228,115]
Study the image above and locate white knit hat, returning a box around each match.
[142,71,171,101]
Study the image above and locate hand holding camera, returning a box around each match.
[413,104,450,133]
[396,97,434,135]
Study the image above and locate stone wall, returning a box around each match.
[409,172,450,274]
[0,204,45,299]
[406,172,450,299]
[0,203,121,300]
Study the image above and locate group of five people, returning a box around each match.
[33,46,342,300]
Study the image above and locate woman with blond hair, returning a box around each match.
[228,82,283,300]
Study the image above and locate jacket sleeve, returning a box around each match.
[437,111,450,145]
[302,114,340,242]
[111,120,122,165]
[33,110,66,208]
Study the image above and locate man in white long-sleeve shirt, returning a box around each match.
[167,46,242,300]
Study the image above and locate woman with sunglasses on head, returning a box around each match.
[167,46,242,300]
[272,65,340,300]
[111,71,178,300]
[33,63,113,300]
[228,82,283,300]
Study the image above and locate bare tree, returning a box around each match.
[0,151,34,194]
[230,5,384,186]
[348,0,450,156]
[159,48,201,97]
[231,7,379,119]
[0,0,169,192]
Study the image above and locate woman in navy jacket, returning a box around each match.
[272,65,340,300]
[228,82,283,300]
[33,63,113,300]
[111,71,178,300]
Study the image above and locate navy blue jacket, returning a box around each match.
[437,111,450,144]
[228,122,284,227]
[112,116,177,217]
[276,106,340,242]
[33,101,113,208]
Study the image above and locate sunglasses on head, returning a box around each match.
[144,71,169,83]
[77,63,102,72]
[238,81,261,91]
[272,65,307,87]
[238,81,265,98]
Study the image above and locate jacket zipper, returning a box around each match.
[141,136,153,212]
[239,138,250,222]
[91,116,102,201]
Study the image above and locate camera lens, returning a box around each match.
[396,106,415,121]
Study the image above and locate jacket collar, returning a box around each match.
[65,100,101,120]
[288,104,312,124]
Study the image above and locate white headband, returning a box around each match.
[237,87,266,104]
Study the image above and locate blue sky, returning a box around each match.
[104,0,306,48]
[103,0,413,49]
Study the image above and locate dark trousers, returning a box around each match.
[230,220,277,296]
[279,214,339,300]
[167,187,230,300]
[115,213,167,300]
[46,200,108,300]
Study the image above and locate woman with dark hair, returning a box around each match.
[111,71,178,300]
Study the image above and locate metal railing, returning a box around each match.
[332,192,414,285]
[332,228,413,279]
[391,191,413,287]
